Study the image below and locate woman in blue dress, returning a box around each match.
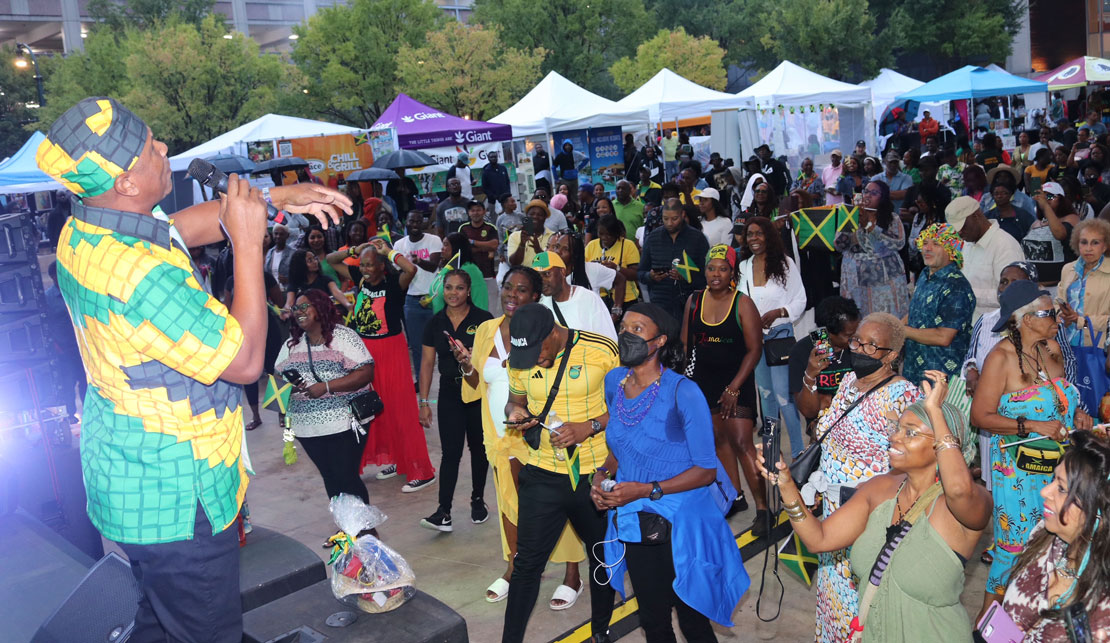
[591,303,748,642]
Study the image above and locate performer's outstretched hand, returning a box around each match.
[271,183,354,229]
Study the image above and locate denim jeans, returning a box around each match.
[755,324,805,458]
[404,294,433,375]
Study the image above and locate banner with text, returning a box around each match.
[279,132,375,187]
[587,126,624,192]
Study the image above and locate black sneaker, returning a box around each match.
[420,509,453,532]
[750,509,771,538]
[726,492,749,518]
[471,498,489,524]
[402,475,436,492]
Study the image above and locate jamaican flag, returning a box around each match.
[673,250,700,283]
[374,223,393,247]
[262,373,294,414]
[778,528,819,586]
[791,204,859,251]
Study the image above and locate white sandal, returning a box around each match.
[548,580,584,611]
[485,577,510,603]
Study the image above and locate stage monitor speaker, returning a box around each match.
[240,526,327,612]
[31,551,139,643]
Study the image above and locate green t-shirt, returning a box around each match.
[613,198,645,239]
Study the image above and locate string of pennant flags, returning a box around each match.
[755,103,838,115]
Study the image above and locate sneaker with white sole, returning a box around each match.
[375,465,397,480]
[471,498,489,524]
[402,475,436,493]
[420,508,453,532]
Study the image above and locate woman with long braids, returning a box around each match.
[1002,430,1110,639]
[971,279,1093,621]
[681,244,767,530]
[456,266,586,606]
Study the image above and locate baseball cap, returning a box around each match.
[944,196,981,232]
[466,200,485,210]
[457,152,469,162]
[699,187,720,202]
[508,303,556,370]
[531,251,565,272]
[830,149,843,157]
[855,139,867,147]
[36,97,149,198]
[1042,182,1065,197]
[992,280,1052,333]
[578,182,594,193]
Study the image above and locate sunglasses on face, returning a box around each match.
[1028,308,1057,320]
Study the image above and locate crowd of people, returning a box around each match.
[32,93,1110,643]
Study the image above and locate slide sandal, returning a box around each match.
[549,580,584,611]
[485,577,510,603]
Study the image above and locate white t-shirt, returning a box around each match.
[393,234,443,296]
[457,167,473,199]
[546,208,570,233]
[701,216,733,247]
[540,286,618,342]
[567,262,616,296]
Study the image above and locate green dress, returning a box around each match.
[429,261,488,314]
[849,496,972,642]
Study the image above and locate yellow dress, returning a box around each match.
[463,317,585,562]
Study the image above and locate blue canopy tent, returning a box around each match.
[0,131,60,194]
[895,65,1047,102]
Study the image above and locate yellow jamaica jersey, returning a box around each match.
[55,201,247,544]
[508,330,617,475]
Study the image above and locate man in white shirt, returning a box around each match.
[446,152,473,199]
[945,196,1024,321]
[531,251,618,342]
[822,149,845,206]
[394,210,444,371]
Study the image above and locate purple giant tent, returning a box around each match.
[371,94,513,149]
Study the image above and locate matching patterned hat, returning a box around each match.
[35,97,149,198]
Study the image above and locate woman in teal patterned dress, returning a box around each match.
[970,279,1093,622]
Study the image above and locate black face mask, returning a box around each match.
[619,332,661,367]
[850,351,886,379]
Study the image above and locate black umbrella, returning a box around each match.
[252,157,309,173]
[346,168,398,182]
[203,154,256,175]
[371,149,435,170]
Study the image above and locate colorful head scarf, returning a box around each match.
[705,244,737,270]
[36,97,149,198]
[915,222,964,268]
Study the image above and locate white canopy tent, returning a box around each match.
[736,61,874,168]
[615,68,752,122]
[861,68,949,141]
[490,71,650,137]
[169,114,364,172]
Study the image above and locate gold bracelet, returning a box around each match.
[933,435,960,452]
[783,500,807,522]
[723,387,739,398]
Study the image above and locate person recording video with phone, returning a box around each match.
[501,304,616,643]
[592,303,747,643]
[39,97,352,642]
[789,296,861,429]
[507,200,555,267]
[760,370,989,642]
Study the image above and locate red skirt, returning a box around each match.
[359,333,435,480]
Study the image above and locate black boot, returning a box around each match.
[750,509,771,538]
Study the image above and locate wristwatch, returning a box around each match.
[649,481,663,501]
[589,418,603,436]
[1016,416,1029,438]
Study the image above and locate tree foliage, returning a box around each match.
[395,22,546,121]
[472,0,654,98]
[747,0,887,80]
[610,27,727,93]
[883,0,1023,70]
[87,0,217,31]
[38,16,305,154]
[0,46,47,159]
[291,0,446,127]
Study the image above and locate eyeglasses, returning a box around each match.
[862,188,882,197]
[887,420,935,440]
[291,303,313,312]
[849,336,893,356]
[1028,308,1057,320]
[754,189,770,194]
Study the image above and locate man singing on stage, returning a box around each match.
[36,97,351,642]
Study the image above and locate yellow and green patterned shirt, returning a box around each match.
[55,201,247,544]
[508,330,616,475]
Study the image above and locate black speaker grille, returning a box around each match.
[32,552,139,643]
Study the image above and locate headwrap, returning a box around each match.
[915,222,964,269]
[550,194,568,211]
[905,400,973,465]
[706,244,737,270]
[36,97,148,198]
[740,173,766,209]
[1004,260,1039,282]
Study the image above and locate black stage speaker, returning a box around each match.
[31,551,139,643]
[240,526,327,612]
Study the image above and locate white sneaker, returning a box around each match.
[375,465,397,480]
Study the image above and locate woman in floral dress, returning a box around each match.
[811,312,921,642]
[836,180,910,319]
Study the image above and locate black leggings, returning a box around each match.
[437,388,488,512]
[625,541,717,643]
[298,430,369,504]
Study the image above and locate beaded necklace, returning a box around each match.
[614,365,664,426]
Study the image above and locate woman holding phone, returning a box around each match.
[417,269,493,532]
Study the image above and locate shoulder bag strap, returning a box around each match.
[537,332,576,422]
[304,340,323,383]
[551,299,568,327]
[814,374,897,447]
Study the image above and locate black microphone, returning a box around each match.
[187,158,302,226]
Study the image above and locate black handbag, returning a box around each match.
[763,335,795,367]
[788,374,896,484]
[305,340,383,433]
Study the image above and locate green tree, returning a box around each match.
[882,0,1024,71]
[291,0,446,127]
[87,0,216,31]
[395,23,546,121]
[641,0,753,67]
[472,0,655,98]
[610,27,727,93]
[36,28,133,130]
[0,46,46,159]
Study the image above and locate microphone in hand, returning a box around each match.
[188,158,304,226]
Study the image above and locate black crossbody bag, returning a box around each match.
[305,340,383,435]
